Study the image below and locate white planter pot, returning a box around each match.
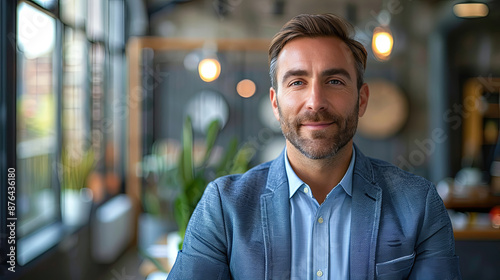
[141,230,181,273]
[166,231,181,263]
[146,271,169,280]
[61,188,93,227]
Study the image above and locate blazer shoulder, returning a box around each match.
[211,160,273,197]
[367,157,433,190]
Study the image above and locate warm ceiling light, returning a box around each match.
[198,58,221,82]
[372,27,393,61]
[453,3,489,18]
[236,79,256,98]
[374,32,392,54]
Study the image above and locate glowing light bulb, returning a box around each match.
[374,32,392,54]
[236,79,256,98]
[198,58,221,82]
[372,27,394,61]
[453,3,489,18]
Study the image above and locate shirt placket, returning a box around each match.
[312,205,329,279]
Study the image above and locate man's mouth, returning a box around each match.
[300,121,335,130]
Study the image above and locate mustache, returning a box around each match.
[294,111,340,126]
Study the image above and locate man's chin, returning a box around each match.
[296,145,340,160]
[295,139,352,160]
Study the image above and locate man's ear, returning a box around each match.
[358,83,369,117]
[270,87,280,121]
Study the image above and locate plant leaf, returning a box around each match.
[180,116,194,186]
[216,138,238,177]
[61,148,95,190]
[230,143,255,174]
[202,119,221,166]
[174,193,190,239]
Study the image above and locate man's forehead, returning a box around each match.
[276,37,356,78]
[279,36,353,56]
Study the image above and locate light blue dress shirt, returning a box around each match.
[285,148,355,280]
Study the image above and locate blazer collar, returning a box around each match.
[265,149,289,192]
[352,144,376,185]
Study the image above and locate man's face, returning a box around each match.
[270,36,369,159]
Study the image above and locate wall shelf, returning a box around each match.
[444,187,500,210]
[454,227,500,240]
[444,186,500,240]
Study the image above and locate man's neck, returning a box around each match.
[286,141,353,204]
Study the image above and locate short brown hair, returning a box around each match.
[269,13,367,90]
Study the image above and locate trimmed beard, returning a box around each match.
[277,97,359,159]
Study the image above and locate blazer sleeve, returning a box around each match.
[167,182,231,280]
[408,183,461,280]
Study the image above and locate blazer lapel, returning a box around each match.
[260,151,292,280]
[350,147,382,280]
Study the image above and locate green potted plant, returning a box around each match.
[141,117,255,275]
[60,148,95,226]
[173,117,254,248]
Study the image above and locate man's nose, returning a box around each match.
[305,83,328,112]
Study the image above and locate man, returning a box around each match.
[168,14,461,280]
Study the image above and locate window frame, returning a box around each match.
[0,0,18,273]
[15,0,65,266]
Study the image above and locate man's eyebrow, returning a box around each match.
[322,68,352,81]
[281,69,309,83]
[281,68,352,84]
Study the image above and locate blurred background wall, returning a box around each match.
[1,0,500,279]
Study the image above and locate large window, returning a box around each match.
[62,28,89,165]
[16,1,59,239]
[14,0,127,266]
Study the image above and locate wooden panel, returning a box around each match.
[126,38,142,243]
[128,37,270,51]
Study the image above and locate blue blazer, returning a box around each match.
[168,147,461,279]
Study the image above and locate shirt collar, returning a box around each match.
[285,147,355,199]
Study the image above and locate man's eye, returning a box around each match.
[328,79,343,85]
[291,81,303,86]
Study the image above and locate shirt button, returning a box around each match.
[316,270,323,277]
[304,187,309,193]
[318,217,324,224]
